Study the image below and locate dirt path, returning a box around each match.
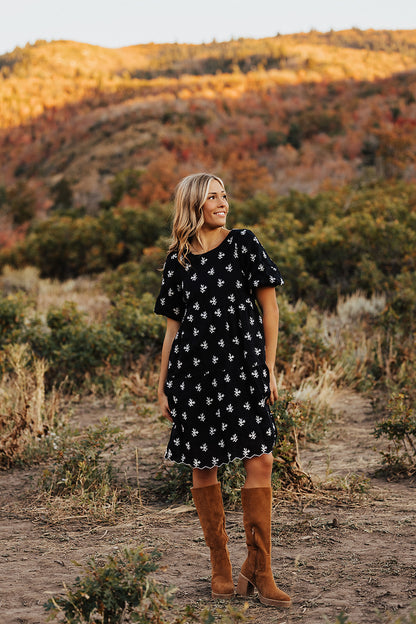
[0,392,415,624]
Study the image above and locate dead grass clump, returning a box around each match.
[0,264,40,296]
[114,354,160,406]
[291,365,340,439]
[37,275,110,322]
[36,418,136,523]
[336,291,386,325]
[320,473,371,503]
[0,344,61,468]
[322,291,394,389]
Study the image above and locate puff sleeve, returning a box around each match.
[242,230,284,289]
[154,252,185,321]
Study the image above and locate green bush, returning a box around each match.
[3,181,416,318]
[374,392,416,476]
[40,419,123,501]
[102,247,167,299]
[44,547,250,624]
[0,293,165,392]
[0,294,26,348]
[26,302,125,388]
[44,548,173,624]
[107,295,166,367]
[1,205,171,279]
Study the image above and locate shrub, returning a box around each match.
[153,459,246,509]
[44,548,174,624]
[0,293,26,350]
[271,396,314,491]
[44,547,250,624]
[0,292,165,393]
[373,392,416,476]
[276,295,332,387]
[2,205,171,279]
[40,418,124,502]
[0,264,40,296]
[102,247,166,299]
[26,302,125,389]
[106,295,166,367]
[0,344,60,468]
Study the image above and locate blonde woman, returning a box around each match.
[154,173,291,607]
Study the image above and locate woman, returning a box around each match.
[154,173,291,608]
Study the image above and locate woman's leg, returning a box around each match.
[243,453,273,488]
[191,466,234,598]
[237,453,291,607]
[192,466,218,487]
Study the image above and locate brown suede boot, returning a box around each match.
[236,487,291,607]
[191,483,234,598]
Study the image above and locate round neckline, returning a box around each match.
[189,229,233,256]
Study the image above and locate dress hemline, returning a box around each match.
[163,448,275,470]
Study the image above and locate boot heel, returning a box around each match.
[236,573,255,596]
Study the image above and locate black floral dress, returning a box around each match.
[154,229,284,469]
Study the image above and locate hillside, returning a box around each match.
[0,29,416,246]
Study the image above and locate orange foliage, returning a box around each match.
[0,32,416,226]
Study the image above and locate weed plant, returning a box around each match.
[44,547,175,624]
[374,392,416,476]
[271,396,315,492]
[0,344,61,468]
[153,459,246,509]
[44,547,249,624]
[321,473,371,502]
[40,418,126,517]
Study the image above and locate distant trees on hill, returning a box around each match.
[0,30,415,249]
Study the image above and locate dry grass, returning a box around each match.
[336,291,386,325]
[0,265,110,322]
[0,344,61,467]
[321,291,392,388]
[37,275,110,322]
[0,265,40,296]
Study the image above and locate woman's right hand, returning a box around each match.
[158,391,173,422]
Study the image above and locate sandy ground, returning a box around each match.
[0,390,415,624]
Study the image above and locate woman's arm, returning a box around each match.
[158,317,181,421]
[255,287,279,404]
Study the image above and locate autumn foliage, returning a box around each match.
[0,28,415,226]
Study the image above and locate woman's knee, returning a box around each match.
[192,466,218,487]
[244,453,273,480]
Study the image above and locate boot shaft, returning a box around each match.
[191,483,229,549]
[191,482,234,598]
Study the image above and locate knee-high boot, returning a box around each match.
[236,487,291,607]
[191,483,234,598]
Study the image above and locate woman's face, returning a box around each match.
[201,179,229,229]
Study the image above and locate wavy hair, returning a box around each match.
[168,173,225,266]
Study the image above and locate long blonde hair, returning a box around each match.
[168,173,225,266]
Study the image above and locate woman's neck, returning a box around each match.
[191,227,230,254]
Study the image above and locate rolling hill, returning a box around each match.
[0,28,416,246]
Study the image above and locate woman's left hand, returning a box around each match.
[268,369,279,404]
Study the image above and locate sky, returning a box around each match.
[1,0,415,56]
